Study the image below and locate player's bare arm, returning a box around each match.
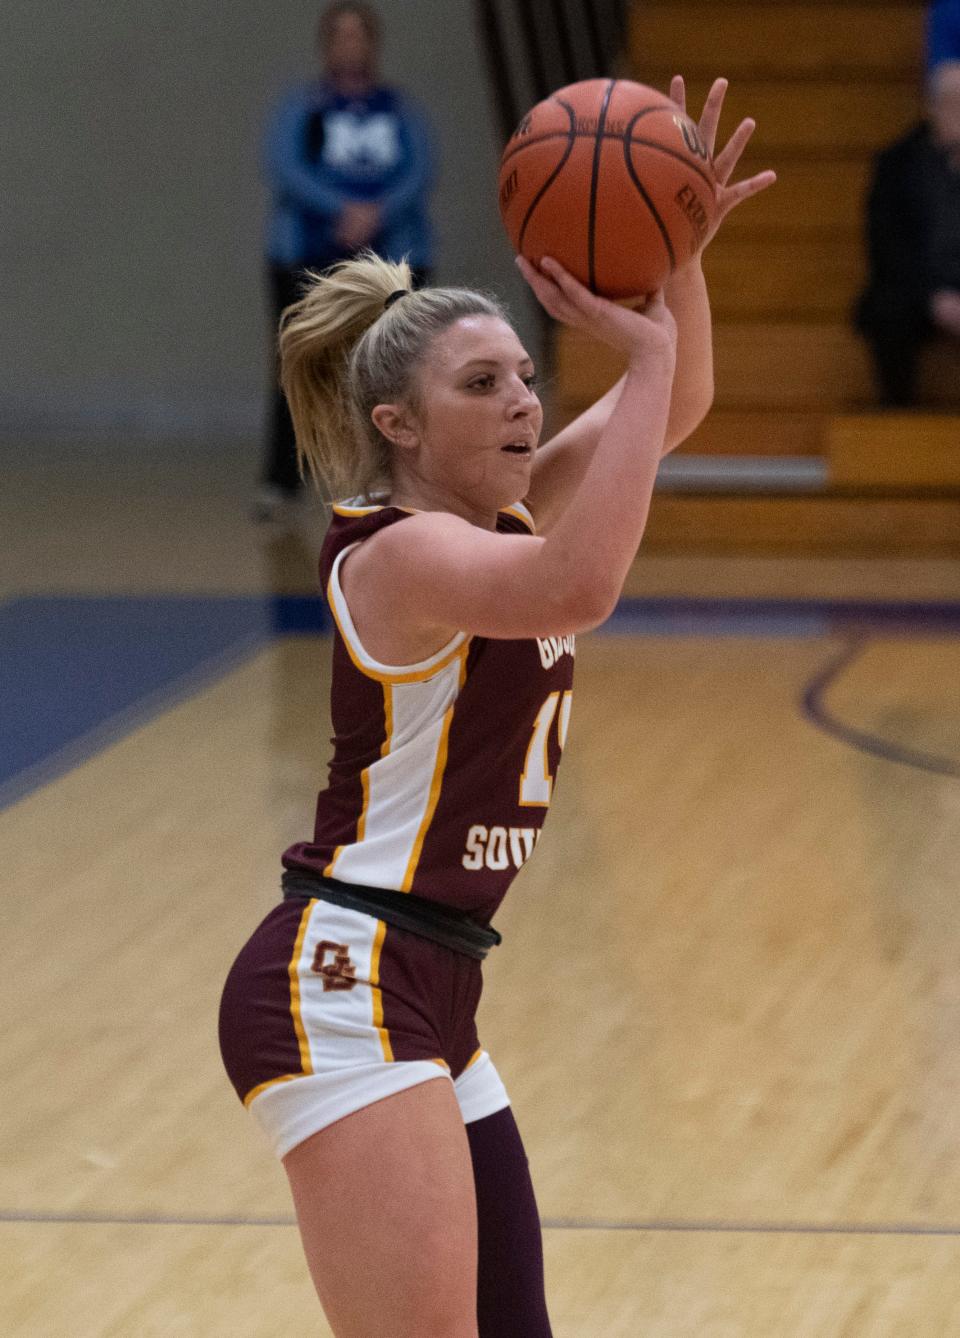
[524,76,777,536]
[342,268,678,656]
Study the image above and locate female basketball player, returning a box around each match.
[220,77,773,1338]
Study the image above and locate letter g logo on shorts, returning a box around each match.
[311,941,359,992]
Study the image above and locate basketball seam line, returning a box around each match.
[499,105,676,167]
[507,96,707,292]
[587,79,617,294]
[623,109,676,275]
[502,133,717,200]
[517,100,578,255]
[628,137,716,194]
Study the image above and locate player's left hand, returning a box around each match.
[671,75,776,253]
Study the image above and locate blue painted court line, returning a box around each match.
[0,595,336,810]
[2,594,958,813]
[270,594,334,635]
[605,605,829,638]
[6,1208,960,1238]
[1,598,262,810]
[604,596,960,638]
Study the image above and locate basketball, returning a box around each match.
[498,78,720,300]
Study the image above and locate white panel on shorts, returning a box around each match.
[250,1061,451,1160]
[453,1051,511,1125]
[249,1043,511,1159]
[294,902,387,1074]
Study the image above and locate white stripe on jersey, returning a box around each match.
[330,656,464,888]
[326,546,468,889]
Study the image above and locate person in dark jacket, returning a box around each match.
[855,61,960,405]
[255,1,435,519]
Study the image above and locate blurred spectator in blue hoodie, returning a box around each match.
[255,1,435,519]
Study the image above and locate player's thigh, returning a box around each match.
[283,1076,479,1338]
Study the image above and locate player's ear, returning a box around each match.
[371,404,417,449]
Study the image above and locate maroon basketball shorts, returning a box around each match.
[219,898,510,1158]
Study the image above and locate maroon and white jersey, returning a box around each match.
[282,500,575,923]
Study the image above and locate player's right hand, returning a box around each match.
[516,255,677,366]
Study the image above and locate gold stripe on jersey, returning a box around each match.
[331,502,384,517]
[331,501,418,518]
[502,502,536,533]
[464,1047,483,1070]
[358,767,371,841]
[400,646,468,891]
[326,558,469,686]
[369,918,393,1062]
[334,500,524,527]
[323,768,368,879]
[382,679,394,751]
[400,706,454,890]
[288,900,315,1077]
[324,682,394,879]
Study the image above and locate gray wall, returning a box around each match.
[0,0,537,439]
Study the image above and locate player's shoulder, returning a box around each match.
[324,498,536,570]
[324,498,411,546]
[319,500,409,582]
[333,497,533,530]
[337,507,468,564]
[363,501,536,547]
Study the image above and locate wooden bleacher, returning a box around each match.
[554,1,960,553]
[827,414,960,488]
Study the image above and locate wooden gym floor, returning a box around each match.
[2,438,960,1336]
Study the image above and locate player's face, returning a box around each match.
[406,316,543,515]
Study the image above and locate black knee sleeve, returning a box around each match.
[467,1106,553,1338]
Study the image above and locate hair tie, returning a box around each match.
[384,289,409,310]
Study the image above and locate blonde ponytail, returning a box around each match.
[279,253,409,498]
[278,251,509,501]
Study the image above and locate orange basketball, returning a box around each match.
[498,78,719,300]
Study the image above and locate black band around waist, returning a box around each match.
[281,870,502,962]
